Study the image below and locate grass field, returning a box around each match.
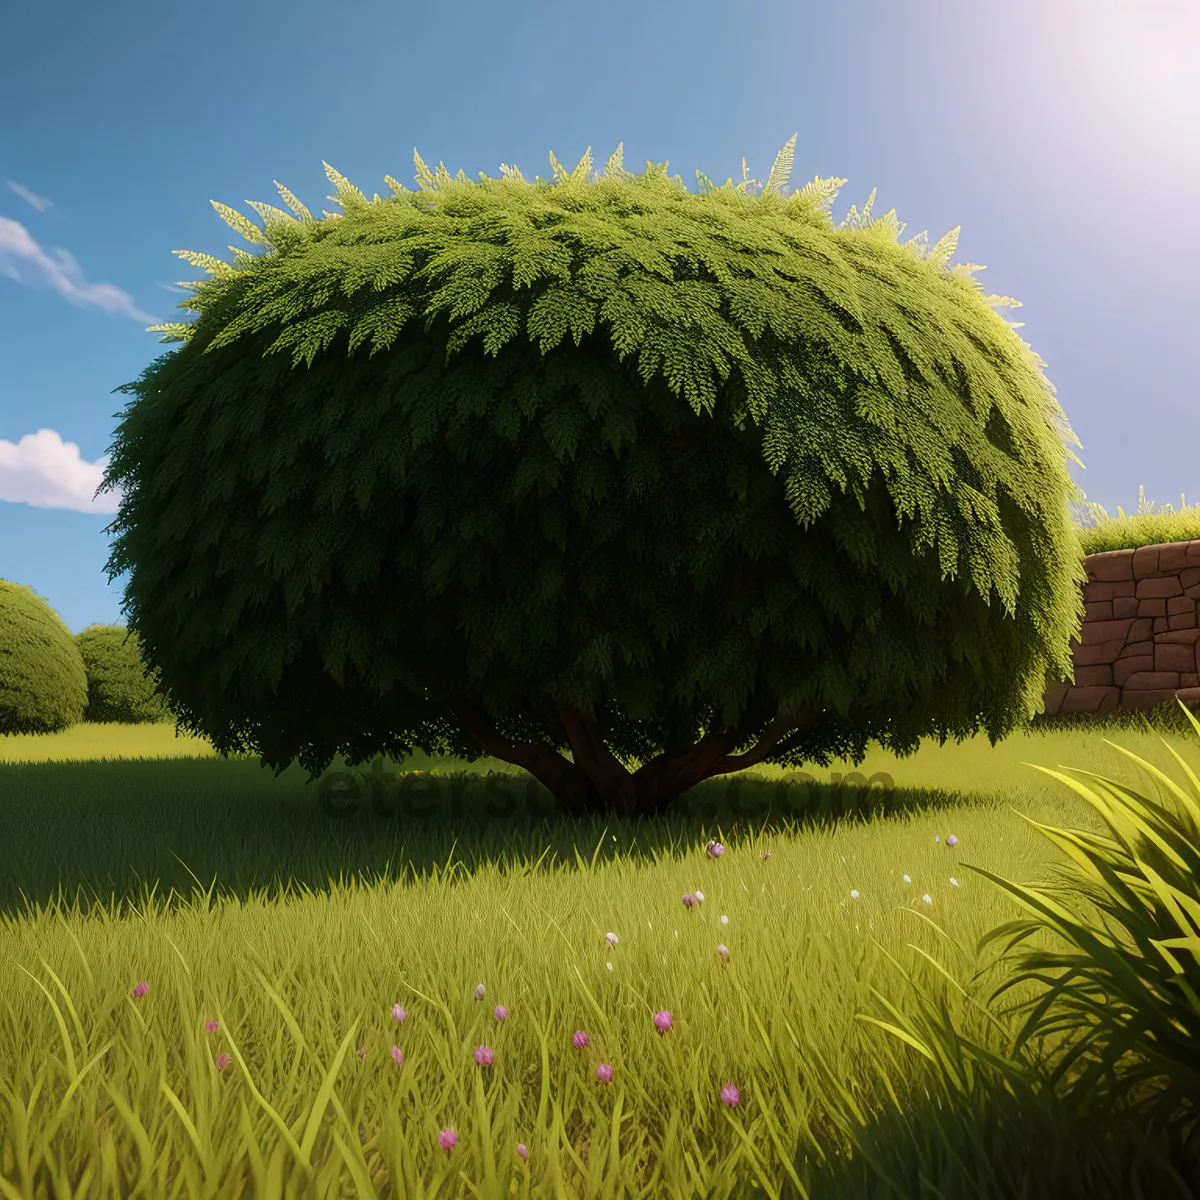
[3,705,1199,1198]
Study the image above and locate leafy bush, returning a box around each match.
[75,624,171,724]
[0,580,88,735]
[100,136,1091,816]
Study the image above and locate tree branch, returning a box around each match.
[556,702,637,811]
[704,708,824,775]
[450,695,593,816]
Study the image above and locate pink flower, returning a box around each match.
[215,1053,232,1071]
[720,1084,740,1107]
[718,944,730,961]
[596,1063,613,1083]
[438,1128,457,1152]
[760,849,771,860]
[494,1005,508,1021]
[654,1010,672,1033]
[392,1004,406,1022]
[391,1046,405,1066]
[682,893,697,909]
[132,983,148,998]
[516,1143,529,1160]
[606,932,619,947]
[706,841,725,858]
[474,984,486,1000]
[573,1030,589,1048]
[355,1046,367,1059]
[475,1045,495,1066]
[946,835,959,847]
[204,1020,219,1032]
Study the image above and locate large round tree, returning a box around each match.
[99,136,1088,817]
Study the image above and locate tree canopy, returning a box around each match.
[100,135,1088,816]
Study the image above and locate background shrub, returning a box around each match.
[0,580,88,735]
[74,624,171,724]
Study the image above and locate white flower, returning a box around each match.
[606,962,614,971]
[606,931,619,946]
[922,894,932,904]
[720,914,728,925]
[695,891,705,903]
[850,889,860,899]
[950,877,959,887]
[903,874,911,883]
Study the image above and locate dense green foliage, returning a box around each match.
[74,624,170,724]
[0,580,87,735]
[100,136,1089,814]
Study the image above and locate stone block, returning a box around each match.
[1158,542,1194,572]
[1137,577,1184,599]
[1169,610,1198,631]
[1114,656,1154,687]
[1155,618,1170,633]
[1061,685,1120,713]
[1076,639,1126,666]
[1182,567,1200,588]
[1080,617,1136,645]
[1155,629,1200,643]
[1073,664,1114,688]
[1083,581,1117,602]
[1123,671,1181,690]
[1167,595,1196,615]
[1138,598,1167,617]
[1113,596,1139,617]
[1086,550,1135,582]
[1117,639,1155,659]
[1084,600,1113,621]
[1042,681,1070,715]
[1186,584,1200,600]
[1132,546,1162,577]
[1185,673,1200,689]
[1130,617,1156,642]
[1155,642,1197,672]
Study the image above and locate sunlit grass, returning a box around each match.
[2,709,1199,1195]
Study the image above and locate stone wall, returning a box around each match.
[1042,539,1200,716]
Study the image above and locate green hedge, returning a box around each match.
[75,624,171,724]
[0,580,88,734]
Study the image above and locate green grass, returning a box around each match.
[3,707,1200,1197]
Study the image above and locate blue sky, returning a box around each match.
[1,0,1197,634]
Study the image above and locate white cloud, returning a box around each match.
[0,216,159,325]
[0,429,122,513]
[6,180,53,213]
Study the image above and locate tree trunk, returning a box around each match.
[450,695,824,818]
